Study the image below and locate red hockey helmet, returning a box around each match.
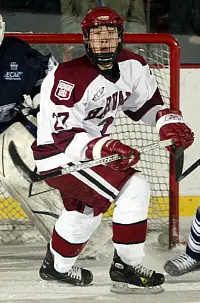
[81,7,124,68]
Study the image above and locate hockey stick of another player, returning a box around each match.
[8,139,174,183]
[33,210,59,219]
[177,159,200,182]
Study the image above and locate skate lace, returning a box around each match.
[171,253,197,270]
[67,267,82,281]
[133,264,154,278]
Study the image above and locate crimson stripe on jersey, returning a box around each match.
[32,128,86,160]
[112,219,147,244]
[124,88,163,122]
[68,162,117,200]
[52,128,86,151]
[32,140,63,160]
[52,229,87,258]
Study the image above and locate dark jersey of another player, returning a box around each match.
[0,36,57,124]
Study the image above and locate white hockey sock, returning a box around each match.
[51,208,102,273]
[112,173,150,266]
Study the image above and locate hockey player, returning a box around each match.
[31,7,194,292]
[164,206,200,276]
[0,14,57,136]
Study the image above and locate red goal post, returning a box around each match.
[3,33,180,248]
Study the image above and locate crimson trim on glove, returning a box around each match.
[156,108,194,151]
[86,137,140,170]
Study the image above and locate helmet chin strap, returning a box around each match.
[93,52,116,67]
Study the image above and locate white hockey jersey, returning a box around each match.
[32,49,164,172]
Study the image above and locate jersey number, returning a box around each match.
[53,112,113,135]
[98,117,114,135]
[53,112,69,131]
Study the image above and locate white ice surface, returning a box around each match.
[1,231,200,303]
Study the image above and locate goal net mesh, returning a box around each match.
[0,34,179,246]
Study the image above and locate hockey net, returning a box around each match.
[1,33,180,248]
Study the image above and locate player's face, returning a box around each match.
[90,25,119,68]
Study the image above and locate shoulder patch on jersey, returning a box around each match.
[92,87,105,102]
[55,80,75,101]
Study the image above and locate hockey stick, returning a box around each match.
[8,139,174,183]
[174,146,184,182]
[177,159,200,182]
[32,210,59,219]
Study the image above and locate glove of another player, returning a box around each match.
[86,137,140,170]
[156,108,194,152]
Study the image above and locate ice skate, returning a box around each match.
[39,244,93,286]
[164,253,200,276]
[109,251,165,294]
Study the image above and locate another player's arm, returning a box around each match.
[23,46,58,109]
[16,46,58,120]
[1,37,57,119]
[121,58,194,151]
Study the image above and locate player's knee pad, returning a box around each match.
[113,172,150,224]
[55,208,102,243]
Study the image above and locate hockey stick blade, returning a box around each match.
[8,141,63,183]
[9,139,173,183]
[174,146,184,182]
[8,141,123,183]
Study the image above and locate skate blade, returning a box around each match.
[110,281,165,295]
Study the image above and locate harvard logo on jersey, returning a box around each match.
[55,80,74,100]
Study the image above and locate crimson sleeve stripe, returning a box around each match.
[52,229,87,258]
[52,128,86,151]
[31,139,63,160]
[31,128,86,161]
[124,88,163,122]
[112,219,147,245]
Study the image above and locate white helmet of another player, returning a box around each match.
[0,14,5,45]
